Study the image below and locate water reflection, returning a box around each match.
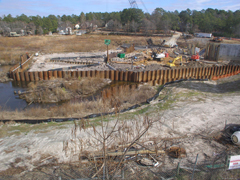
[0,77,139,111]
[0,81,28,111]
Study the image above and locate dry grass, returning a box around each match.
[20,77,109,103]
[0,84,157,120]
[0,34,160,63]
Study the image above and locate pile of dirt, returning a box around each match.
[19,77,111,103]
[186,61,212,68]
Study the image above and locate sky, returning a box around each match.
[0,0,239,17]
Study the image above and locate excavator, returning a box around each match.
[166,56,182,67]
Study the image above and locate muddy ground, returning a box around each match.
[0,74,239,179]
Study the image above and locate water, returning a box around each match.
[0,80,29,111]
[0,66,139,111]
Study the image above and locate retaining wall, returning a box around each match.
[205,43,240,61]
[9,65,240,85]
[9,53,33,73]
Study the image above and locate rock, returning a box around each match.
[139,158,153,166]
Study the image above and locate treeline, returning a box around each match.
[0,8,240,37]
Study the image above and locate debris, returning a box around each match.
[139,158,153,166]
[223,124,240,143]
[231,131,240,145]
[168,146,186,158]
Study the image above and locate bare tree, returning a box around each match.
[142,19,156,36]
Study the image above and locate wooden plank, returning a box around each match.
[93,150,165,158]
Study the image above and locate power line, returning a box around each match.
[129,0,138,8]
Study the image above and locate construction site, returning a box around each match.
[0,31,239,179]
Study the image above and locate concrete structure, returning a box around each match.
[205,43,240,61]
[218,44,240,61]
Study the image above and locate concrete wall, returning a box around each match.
[205,43,240,61]
[218,44,240,61]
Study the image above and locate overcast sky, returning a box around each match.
[0,0,239,17]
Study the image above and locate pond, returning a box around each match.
[0,66,139,111]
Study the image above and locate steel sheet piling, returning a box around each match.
[29,72,34,81]
[139,72,143,82]
[20,72,25,81]
[110,70,114,81]
[43,71,48,80]
[24,72,29,81]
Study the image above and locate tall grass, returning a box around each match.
[0,84,157,120]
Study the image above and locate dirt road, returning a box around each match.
[163,31,181,47]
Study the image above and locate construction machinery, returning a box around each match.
[190,53,200,61]
[166,56,182,67]
[211,36,223,42]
